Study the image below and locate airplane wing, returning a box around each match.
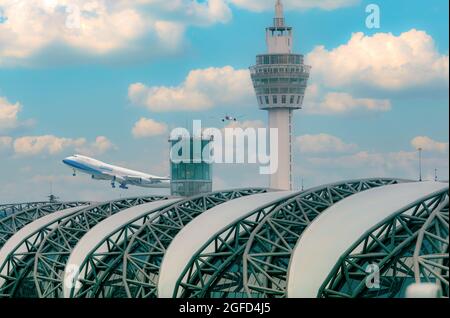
[124,176,144,183]
[94,172,126,184]
[125,175,169,184]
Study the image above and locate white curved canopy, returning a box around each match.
[158,190,295,298]
[287,181,448,298]
[0,206,87,288]
[63,199,180,298]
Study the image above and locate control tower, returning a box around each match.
[250,0,310,190]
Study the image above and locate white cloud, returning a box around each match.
[297,133,357,153]
[13,135,115,156]
[0,0,232,65]
[305,151,422,180]
[189,0,232,25]
[224,120,265,130]
[304,148,449,182]
[14,135,85,156]
[305,91,391,115]
[0,135,12,151]
[229,0,359,11]
[307,151,385,168]
[306,29,449,92]
[132,117,168,138]
[154,21,185,50]
[0,97,20,130]
[78,136,117,156]
[128,66,254,111]
[411,136,449,153]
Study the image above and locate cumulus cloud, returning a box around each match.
[0,0,232,65]
[411,136,449,153]
[305,91,391,115]
[224,120,265,130]
[0,135,12,151]
[306,29,449,92]
[128,66,254,111]
[14,135,85,156]
[297,133,357,154]
[132,117,168,138]
[13,135,115,156]
[306,150,422,179]
[78,136,117,156]
[303,144,449,183]
[154,21,185,50]
[0,97,21,130]
[229,0,359,11]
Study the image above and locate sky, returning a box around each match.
[0,0,448,203]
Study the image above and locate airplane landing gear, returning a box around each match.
[72,169,76,177]
[119,183,129,190]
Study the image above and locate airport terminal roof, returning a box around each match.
[0,179,448,299]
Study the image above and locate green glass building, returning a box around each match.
[169,136,213,197]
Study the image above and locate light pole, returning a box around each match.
[418,148,423,182]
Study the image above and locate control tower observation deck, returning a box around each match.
[250,0,311,190]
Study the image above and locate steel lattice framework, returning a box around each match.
[0,196,167,298]
[242,178,408,298]
[70,188,267,298]
[318,188,449,298]
[172,179,405,298]
[414,194,449,297]
[0,202,49,219]
[0,202,89,249]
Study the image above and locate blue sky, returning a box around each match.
[0,0,448,202]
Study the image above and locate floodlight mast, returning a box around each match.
[250,0,311,190]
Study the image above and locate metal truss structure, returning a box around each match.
[0,202,89,249]
[414,193,449,297]
[171,179,405,298]
[71,188,267,298]
[0,178,447,299]
[0,196,167,298]
[243,179,406,298]
[0,203,49,219]
[318,188,449,298]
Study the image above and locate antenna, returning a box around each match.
[274,0,285,27]
[48,180,59,203]
[418,148,423,182]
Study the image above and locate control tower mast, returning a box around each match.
[250,0,311,190]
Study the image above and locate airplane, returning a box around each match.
[220,114,247,123]
[62,155,170,190]
[222,115,238,122]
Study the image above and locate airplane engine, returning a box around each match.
[125,176,143,185]
[92,175,109,181]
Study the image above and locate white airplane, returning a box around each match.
[63,155,170,190]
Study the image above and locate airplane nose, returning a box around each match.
[63,159,70,165]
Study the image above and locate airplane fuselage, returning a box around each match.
[63,155,170,189]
